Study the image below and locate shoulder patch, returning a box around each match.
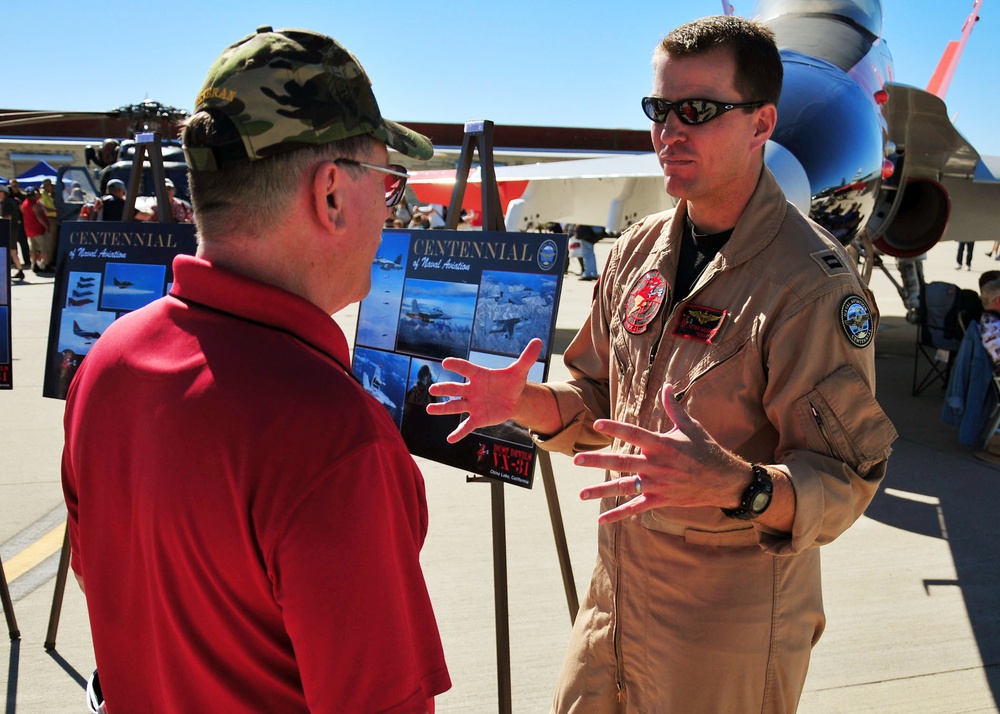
[811,250,849,277]
[840,295,874,348]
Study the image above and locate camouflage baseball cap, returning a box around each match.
[184,26,433,170]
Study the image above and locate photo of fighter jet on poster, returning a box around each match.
[42,221,197,399]
[353,228,566,488]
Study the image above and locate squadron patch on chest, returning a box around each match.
[623,269,667,334]
[673,304,728,343]
[840,294,874,348]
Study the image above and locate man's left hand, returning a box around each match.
[576,383,748,525]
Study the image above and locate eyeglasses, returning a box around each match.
[334,158,409,207]
[641,96,765,126]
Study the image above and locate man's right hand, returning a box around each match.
[427,338,544,443]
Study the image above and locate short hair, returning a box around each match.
[183,110,374,239]
[980,270,1000,290]
[655,15,783,107]
[982,278,1000,308]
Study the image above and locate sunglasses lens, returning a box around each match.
[642,97,667,123]
[384,165,408,207]
[678,99,719,125]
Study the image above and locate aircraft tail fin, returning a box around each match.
[721,1,734,16]
[926,0,984,99]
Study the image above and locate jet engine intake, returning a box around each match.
[870,177,950,258]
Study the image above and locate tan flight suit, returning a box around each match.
[538,168,898,713]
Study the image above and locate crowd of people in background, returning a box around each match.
[2,177,57,280]
[5,169,195,283]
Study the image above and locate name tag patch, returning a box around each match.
[673,304,728,343]
[623,269,667,335]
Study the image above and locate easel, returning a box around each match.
[1,559,19,640]
[124,131,174,223]
[447,120,579,714]
[45,134,176,650]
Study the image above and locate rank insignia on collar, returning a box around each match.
[623,269,667,334]
[673,304,728,343]
[840,294,874,348]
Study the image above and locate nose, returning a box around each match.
[652,113,685,149]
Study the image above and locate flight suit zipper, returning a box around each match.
[810,402,846,462]
[613,512,625,703]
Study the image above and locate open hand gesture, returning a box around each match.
[427,338,544,443]
[575,383,748,525]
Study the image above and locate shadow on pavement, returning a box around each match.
[5,640,18,714]
[870,315,1000,706]
[45,649,87,689]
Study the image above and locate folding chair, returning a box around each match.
[981,375,1000,451]
[913,281,964,395]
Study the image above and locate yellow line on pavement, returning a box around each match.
[3,522,65,581]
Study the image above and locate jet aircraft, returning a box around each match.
[405,299,452,323]
[72,321,101,341]
[113,277,134,288]
[68,298,94,307]
[489,316,526,339]
[72,289,94,298]
[362,365,396,409]
[491,287,537,305]
[374,254,404,271]
[408,0,998,317]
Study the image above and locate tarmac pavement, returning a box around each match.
[2,236,999,713]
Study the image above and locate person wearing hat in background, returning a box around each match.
[147,178,194,223]
[20,187,51,272]
[1,185,26,280]
[90,179,128,222]
[62,26,450,713]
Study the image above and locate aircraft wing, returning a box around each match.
[883,83,981,179]
[492,153,672,232]
[883,83,1000,244]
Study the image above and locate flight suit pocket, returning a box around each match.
[794,365,897,474]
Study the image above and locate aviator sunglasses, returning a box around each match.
[334,158,409,207]
[641,96,766,126]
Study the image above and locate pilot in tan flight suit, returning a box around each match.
[427,14,898,714]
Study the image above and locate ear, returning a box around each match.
[750,103,778,153]
[311,161,344,233]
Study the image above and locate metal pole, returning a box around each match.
[44,525,71,650]
[0,558,20,640]
[537,452,579,623]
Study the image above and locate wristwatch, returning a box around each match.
[721,464,773,520]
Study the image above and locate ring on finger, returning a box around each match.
[633,475,643,495]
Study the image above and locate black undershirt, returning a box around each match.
[672,217,733,307]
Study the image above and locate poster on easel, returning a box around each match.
[41,221,198,399]
[353,228,567,488]
[1,219,11,389]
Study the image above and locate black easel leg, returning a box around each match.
[491,481,512,714]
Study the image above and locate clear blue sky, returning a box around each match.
[5,0,998,156]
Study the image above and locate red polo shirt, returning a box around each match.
[63,255,450,712]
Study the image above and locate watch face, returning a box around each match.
[751,492,771,512]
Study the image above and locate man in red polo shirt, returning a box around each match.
[62,27,450,713]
